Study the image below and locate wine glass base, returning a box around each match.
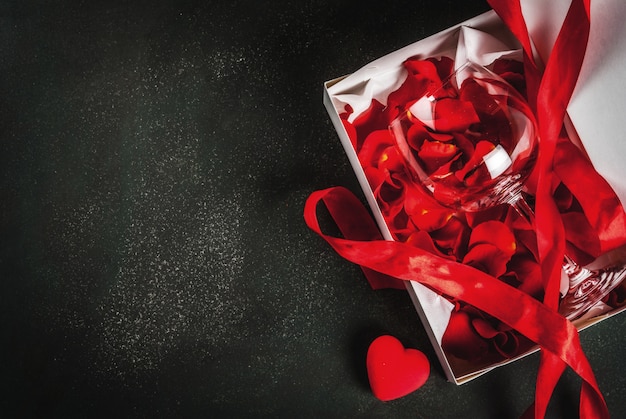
[558,264,626,320]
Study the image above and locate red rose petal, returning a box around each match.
[417,140,459,174]
[429,216,470,257]
[452,132,476,161]
[374,176,406,223]
[386,210,412,239]
[454,140,495,183]
[442,309,489,361]
[492,58,524,79]
[469,220,517,258]
[465,204,508,229]
[433,97,480,132]
[430,153,463,178]
[402,183,455,232]
[388,74,436,119]
[378,145,406,174]
[463,242,511,278]
[366,335,430,401]
[508,255,543,298]
[358,130,395,168]
[377,180,404,212]
[406,205,453,232]
[460,79,514,148]
[493,330,520,358]
[471,317,500,339]
[363,166,387,192]
[492,58,526,98]
[459,79,500,116]
[352,100,392,150]
[406,120,454,152]
[427,56,455,83]
[462,164,492,187]
[404,57,441,79]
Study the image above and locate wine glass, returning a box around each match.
[389,61,626,320]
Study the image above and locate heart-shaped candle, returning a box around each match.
[366,335,430,401]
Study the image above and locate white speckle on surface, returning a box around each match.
[92,122,247,379]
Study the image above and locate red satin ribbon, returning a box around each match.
[308,0,619,417]
[488,1,609,418]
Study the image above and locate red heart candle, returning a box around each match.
[366,335,430,401]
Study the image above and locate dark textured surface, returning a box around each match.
[1,1,625,417]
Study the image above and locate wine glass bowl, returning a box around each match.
[389,61,538,212]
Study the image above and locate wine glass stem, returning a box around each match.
[509,194,535,227]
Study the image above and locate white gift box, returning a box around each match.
[323,0,626,384]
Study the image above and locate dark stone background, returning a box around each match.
[2,1,625,417]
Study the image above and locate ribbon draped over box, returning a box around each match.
[307,0,626,417]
